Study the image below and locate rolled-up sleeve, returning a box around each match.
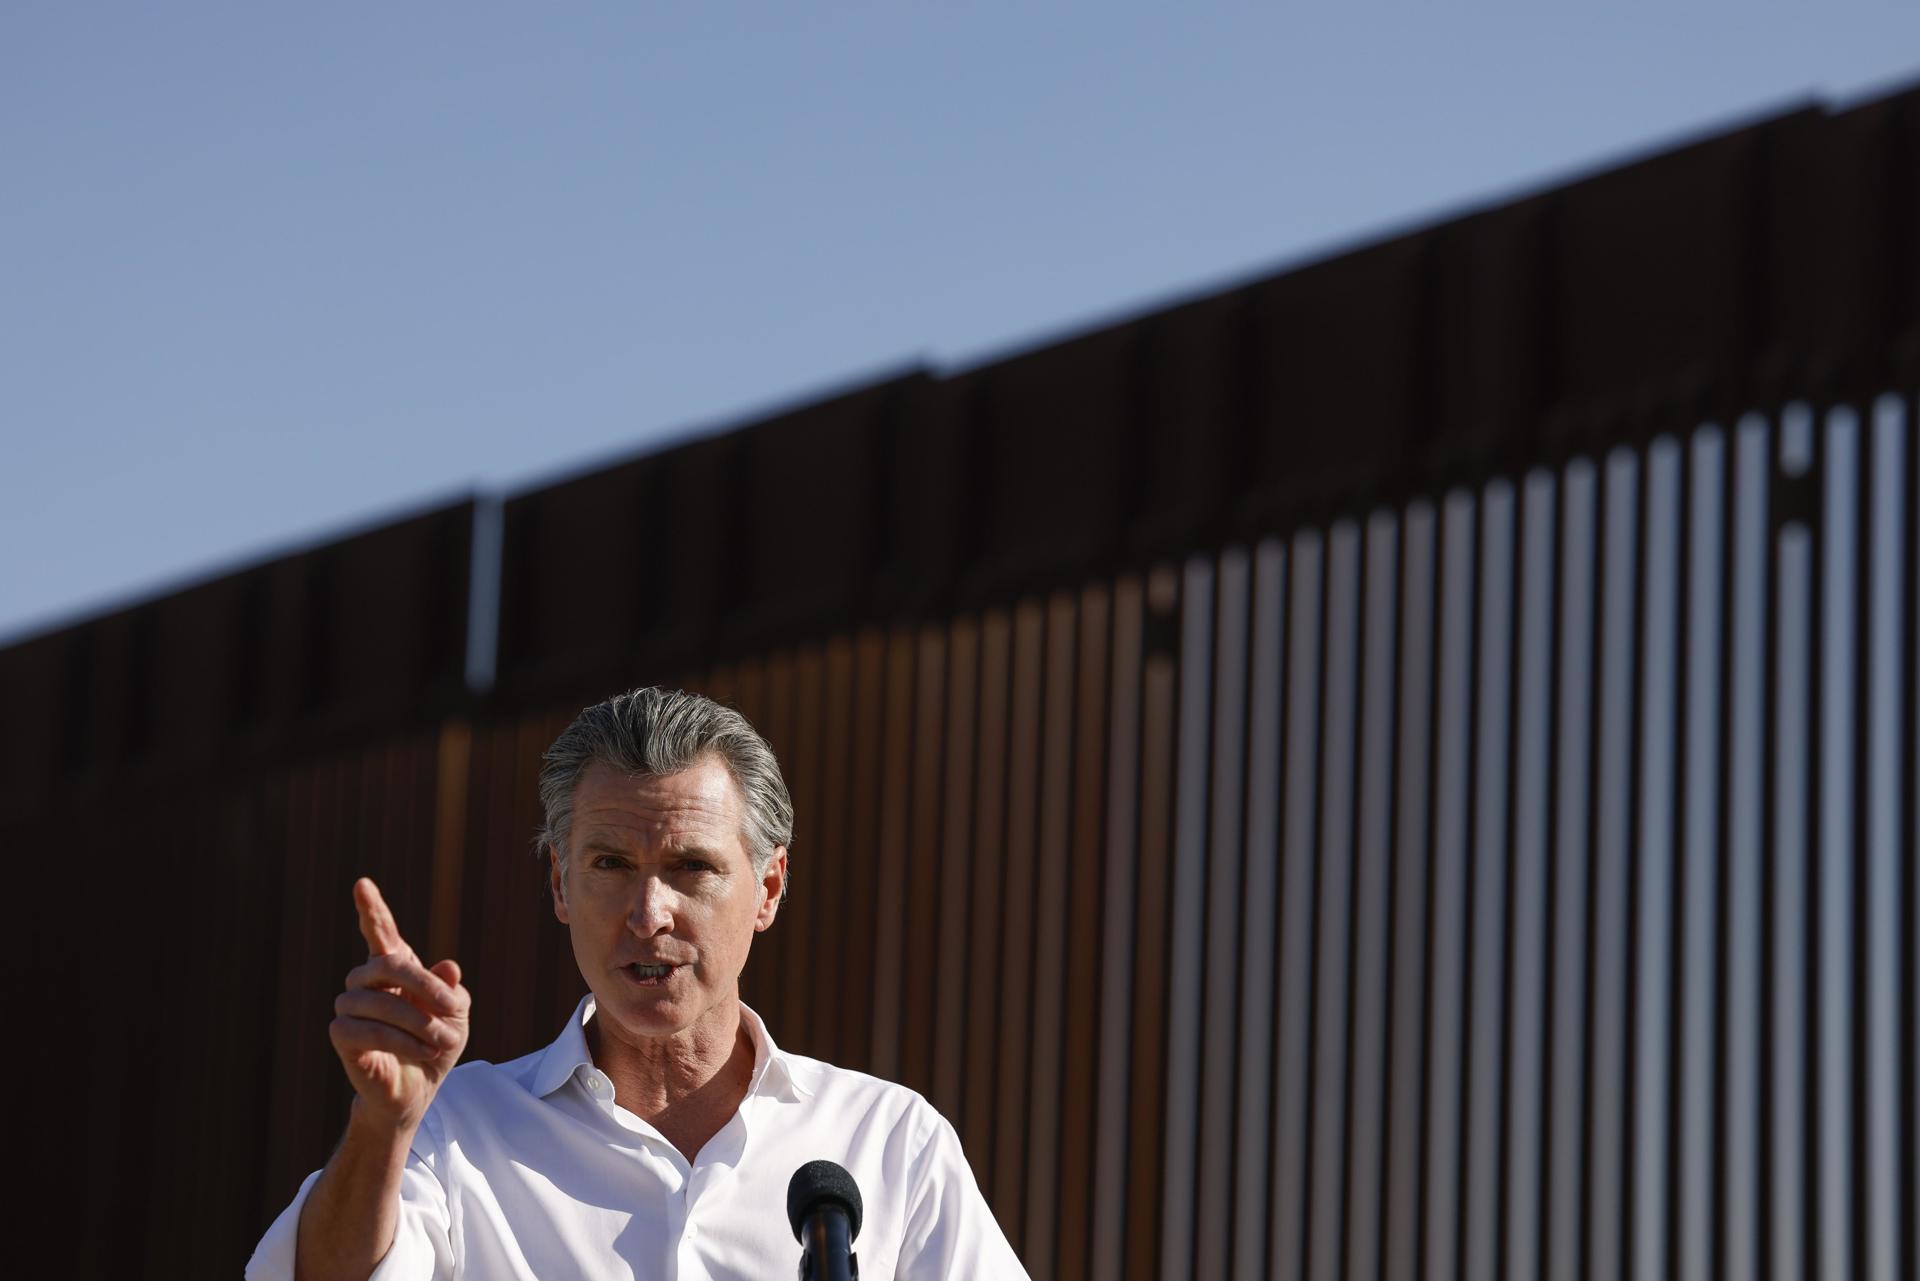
[244,1137,453,1281]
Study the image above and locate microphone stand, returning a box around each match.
[796,1201,858,1280]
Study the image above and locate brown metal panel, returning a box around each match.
[962,611,1014,1178]
[79,609,135,774]
[867,630,917,1079]
[1858,396,1911,1281]
[931,618,981,1122]
[243,556,312,752]
[731,659,770,742]
[125,575,242,775]
[1583,449,1643,1281]
[1123,568,1180,1281]
[411,734,448,961]
[725,377,924,646]
[1241,237,1431,522]
[746,654,799,1037]
[293,501,474,743]
[1543,457,1602,1281]
[70,797,117,1273]
[900,628,948,1095]
[1672,431,1727,1281]
[811,639,856,1065]
[959,327,1140,600]
[355,742,407,1018]
[1459,485,1518,1281]
[310,760,359,1177]
[1161,554,1217,1277]
[429,722,473,966]
[1343,511,1407,1281]
[1088,577,1145,1281]
[1548,132,1764,419]
[1195,549,1250,1281]
[873,376,970,616]
[193,782,266,1270]
[1129,295,1245,559]
[991,600,1046,1248]
[218,776,289,1270]
[1308,520,1366,1281]
[1419,493,1478,1281]
[1054,585,1111,1281]
[838,630,889,1074]
[327,755,375,1147]
[496,438,733,701]
[777,647,825,1054]
[1022,592,1080,1272]
[1765,97,1916,402]
[127,788,194,1266]
[480,722,541,1060]
[461,723,541,1063]
[185,851,234,1271]
[0,630,62,819]
[1504,471,1563,1281]
[367,738,434,959]
[320,756,364,1160]
[523,714,567,1039]
[1427,200,1553,471]
[1270,531,1327,1279]
[1229,542,1289,1281]
[5,810,65,1272]
[196,789,245,1278]
[1713,419,1773,1281]
[536,712,590,1032]
[262,763,318,1205]
[456,724,508,1064]
[1627,438,1685,1281]
[171,796,211,1275]
[528,714,572,1030]
[701,661,739,710]
[731,657,783,1036]
[1905,389,1918,1281]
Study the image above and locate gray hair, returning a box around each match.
[537,687,794,898]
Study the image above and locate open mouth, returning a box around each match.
[623,962,681,987]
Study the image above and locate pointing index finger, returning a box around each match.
[353,877,407,958]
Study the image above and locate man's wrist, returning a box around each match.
[342,1096,424,1163]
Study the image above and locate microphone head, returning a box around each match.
[787,1159,863,1243]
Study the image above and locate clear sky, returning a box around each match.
[3,5,1916,644]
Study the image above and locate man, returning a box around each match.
[248,686,1026,1279]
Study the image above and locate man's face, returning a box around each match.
[550,757,785,1049]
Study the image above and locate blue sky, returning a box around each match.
[4,5,1917,643]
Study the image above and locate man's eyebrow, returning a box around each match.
[663,841,730,862]
[577,837,729,861]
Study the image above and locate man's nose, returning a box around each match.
[628,876,675,934]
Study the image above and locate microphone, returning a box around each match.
[787,1159,863,1281]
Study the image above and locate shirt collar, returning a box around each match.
[528,994,817,1103]
[528,996,598,1099]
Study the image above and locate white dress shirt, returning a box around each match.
[246,997,1027,1280]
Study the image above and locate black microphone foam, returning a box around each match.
[787,1159,864,1244]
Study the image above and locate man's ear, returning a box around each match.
[754,847,787,932]
[548,845,570,924]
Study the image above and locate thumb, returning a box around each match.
[430,958,463,988]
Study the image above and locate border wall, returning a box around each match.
[2,84,1915,1278]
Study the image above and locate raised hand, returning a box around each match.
[329,877,471,1131]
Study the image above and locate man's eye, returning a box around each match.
[680,860,714,874]
[592,856,627,870]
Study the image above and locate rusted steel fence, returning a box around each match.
[2,86,1916,1278]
